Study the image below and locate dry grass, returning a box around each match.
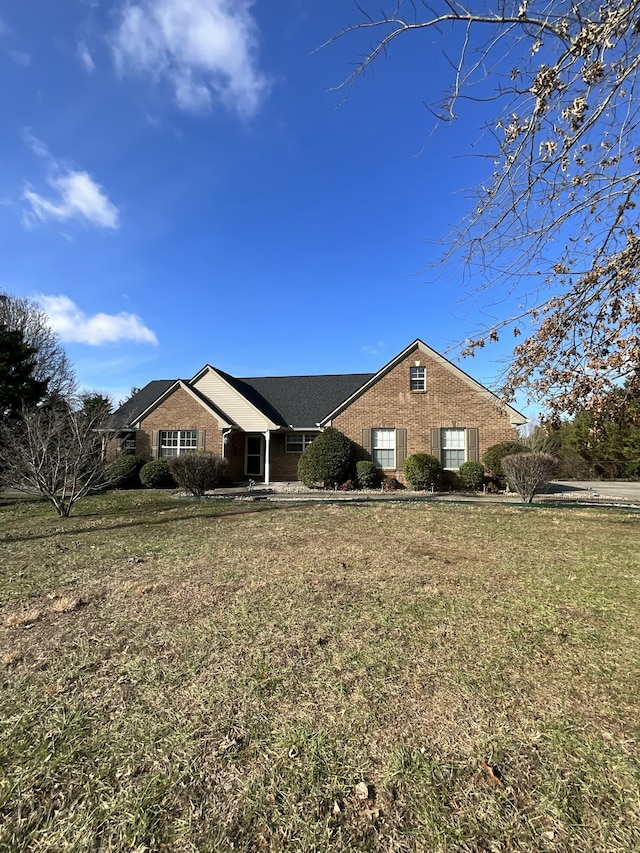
[0,491,639,852]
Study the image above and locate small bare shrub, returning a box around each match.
[502,453,557,504]
[169,452,226,497]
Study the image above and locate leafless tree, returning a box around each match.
[324,1,640,420]
[502,452,557,502]
[0,400,111,517]
[0,292,76,400]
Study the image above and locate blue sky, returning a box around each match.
[0,0,532,413]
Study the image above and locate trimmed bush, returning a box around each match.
[356,460,379,489]
[298,427,355,489]
[140,458,175,489]
[459,460,485,490]
[105,454,145,489]
[501,452,557,503]
[482,441,527,484]
[403,453,441,490]
[169,452,226,497]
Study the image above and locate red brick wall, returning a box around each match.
[137,387,224,460]
[332,345,520,470]
[269,433,320,481]
[226,432,320,483]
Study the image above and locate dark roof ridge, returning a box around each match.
[237,371,373,381]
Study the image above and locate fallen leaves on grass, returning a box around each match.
[481,760,506,788]
[354,781,369,801]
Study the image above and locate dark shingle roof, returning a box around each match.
[233,373,375,427]
[106,380,176,429]
[106,372,375,432]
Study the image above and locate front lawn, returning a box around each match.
[1,492,638,851]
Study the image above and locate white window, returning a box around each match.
[285,433,317,453]
[159,430,198,457]
[372,428,395,468]
[441,428,465,468]
[410,366,426,391]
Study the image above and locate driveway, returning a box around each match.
[544,480,640,504]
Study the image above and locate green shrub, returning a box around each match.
[298,427,355,489]
[140,458,175,489]
[105,454,145,489]
[169,452,226,497]
[356,460,379,489]
[459,460,485,490]
[403,453,441,490]
[482,441,527,484]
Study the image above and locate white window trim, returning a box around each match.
[441,427,466,470]
[372,428,396,469]
[410,365,426,392]
[159,429,198,457]
[285,433,317,453]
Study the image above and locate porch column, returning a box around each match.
[264,430,271,485]
[221,428,232,463]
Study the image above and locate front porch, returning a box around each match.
[223,429,318,485]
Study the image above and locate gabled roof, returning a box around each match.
[235,373,375,428]
[106,380,176,429]
[319,339,527,426]
[106,340,526,432]
[107,379,234,430]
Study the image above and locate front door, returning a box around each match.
[245,435,264,478]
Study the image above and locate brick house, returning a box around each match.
[106,339,526,483]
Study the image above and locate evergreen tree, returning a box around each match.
[0,323,49,426]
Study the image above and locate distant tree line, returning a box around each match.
[547,387,640,479]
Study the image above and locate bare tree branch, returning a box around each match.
[325,0,640,419]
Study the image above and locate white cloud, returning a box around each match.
[22,135,119,230]
[111,0,270,117]
[78,41,95,72]
[38,295,158,346]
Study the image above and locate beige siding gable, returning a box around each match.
[193,367,278,431]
